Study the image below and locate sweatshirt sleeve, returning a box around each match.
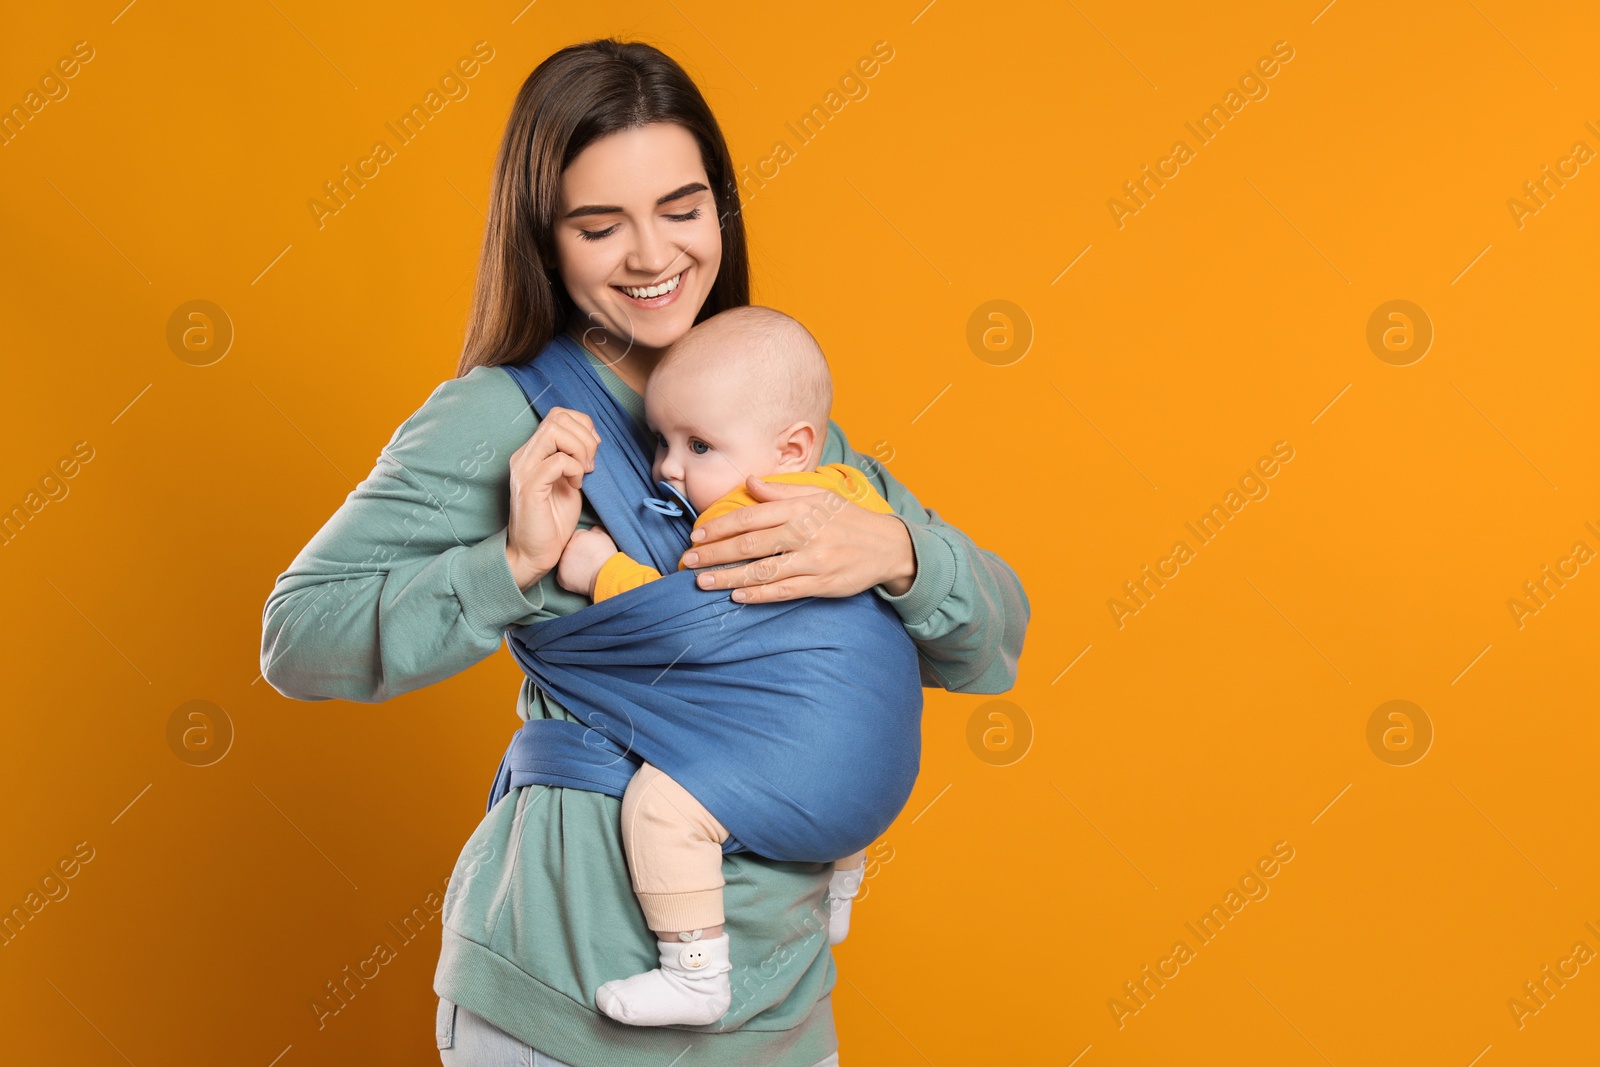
[819,420,1030,695]
[593,552,662,602]
[259,366,549,703]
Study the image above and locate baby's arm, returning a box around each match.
[556,525,663,601]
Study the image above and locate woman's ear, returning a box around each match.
[772,421,819,472]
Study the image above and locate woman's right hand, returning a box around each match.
[505,406,603,591]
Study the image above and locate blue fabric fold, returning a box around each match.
[486,335,923,863]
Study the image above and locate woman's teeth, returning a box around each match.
[618,271,683,300]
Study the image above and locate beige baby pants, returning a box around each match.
[621,760,869,932]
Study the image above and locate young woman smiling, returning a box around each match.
[261,38,1028,1066]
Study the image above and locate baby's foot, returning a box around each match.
[826,863,866,945]
[596,931,732,1026]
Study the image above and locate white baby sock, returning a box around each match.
[595,929,733,1027]
[825,862,866,945]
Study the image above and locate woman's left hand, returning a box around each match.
[677,476,917,603]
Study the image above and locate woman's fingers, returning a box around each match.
[686,512,819,597]
[506,442,590,585]
[547,410,603,470]
[546,406,600,442]
[513,408,603,472]
[682,500,807,567]
[705,558,840,604]
[532,450,585,491]
[686,495,896,603]
[503,407,604,586]
[513,434,589,490]
[711,549,805,585]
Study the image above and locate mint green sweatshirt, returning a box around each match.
[260,346,1029,1065]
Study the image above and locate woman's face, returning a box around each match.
[554,122,723,360]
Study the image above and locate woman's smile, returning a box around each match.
[613,266,687,308]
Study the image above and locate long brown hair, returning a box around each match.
[455,39,750,377]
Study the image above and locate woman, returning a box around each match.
[260,38,1028,1066]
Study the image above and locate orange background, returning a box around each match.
[3,1,1598,1063]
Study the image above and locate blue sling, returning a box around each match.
[483,334,923,863]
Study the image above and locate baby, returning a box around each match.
[554,305,888,1027]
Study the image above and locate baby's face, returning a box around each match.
[645,359,785,515]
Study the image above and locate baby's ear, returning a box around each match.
[774,419,818,470]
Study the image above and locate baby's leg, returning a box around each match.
[620,760,731,939]
[833,848,867,873]
[597,761,734,1027]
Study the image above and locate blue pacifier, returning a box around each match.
[643,479,698,521]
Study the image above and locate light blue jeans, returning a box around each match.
[436,997,843,1066]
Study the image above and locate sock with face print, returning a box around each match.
[595,930,732,1027]
[825,860,866,946]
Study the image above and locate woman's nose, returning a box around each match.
[628,221,676,277]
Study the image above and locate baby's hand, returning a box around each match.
[556,525,620,599]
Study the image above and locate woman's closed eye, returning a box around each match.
[577,206,703,243]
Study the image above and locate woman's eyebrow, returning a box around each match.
[563,182,710,219]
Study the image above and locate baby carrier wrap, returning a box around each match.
[484,335,924,863]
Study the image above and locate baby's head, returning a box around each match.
[645,305,833,514]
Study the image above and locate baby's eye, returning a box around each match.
[689,439,710,455]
